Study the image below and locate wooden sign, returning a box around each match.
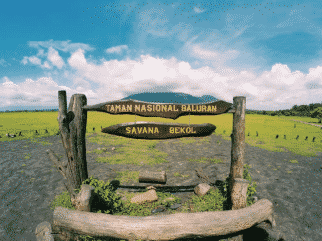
[83,99,233,120]
[101,122,216,139]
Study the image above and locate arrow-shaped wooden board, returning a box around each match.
[101,122,216,140]
[83,99,233,120]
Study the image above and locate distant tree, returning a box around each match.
[292,105,298,111]
[262,110,267,115]
[300,105,310,112]
[311,107,322,123]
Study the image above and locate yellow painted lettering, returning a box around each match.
[110,105,115,112]
[147,105,152,112]
[131,128,137,134]
[143,127,148,134]
[127,105,132,112]
[121,105,127,112]
[115,105,121,112]
[186,105,191,111]
[141,105,146,112]
[212,106,217,112]
[202,105,206,112]
[175,127,180,134]
[182,105,186,111]
[167,105,172,111]
[137,127,143,134]
[162,105,167,112]
[148,127,154,134]
[134,105,140,112]
[156,105,161,112]
[126,127,131,134]
[154,127,159,134]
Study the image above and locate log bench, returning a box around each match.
[36,199,283,241]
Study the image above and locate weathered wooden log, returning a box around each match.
[35,221,54,241]
[228,96,246,207]
[130,188,158,204]
[51,199,275,241]
[139,170,167,183]
[70,184,95,212]
[231,178,249,210]
[46,149,78,198]
[243,221,285,241]
[49,90,89,201]
[227,96,246,241]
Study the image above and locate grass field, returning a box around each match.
[1,111,321,157]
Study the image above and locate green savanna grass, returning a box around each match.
[1,111,321,157]
[2,111,319,241]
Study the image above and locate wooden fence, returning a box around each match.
[35,90,280,241]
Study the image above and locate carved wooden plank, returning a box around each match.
[83,99,233,119]
[101,122,216,139]
[51,199,276,241]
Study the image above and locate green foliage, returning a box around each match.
[243,164,258,206]
[81,176,124,214]
[113,191,182,217]
[49,166,257,241]
[49,176,124,214]
[310,107,322,123]
[50,191,76,211]
[222,164,258,206]
[188,188,226,212]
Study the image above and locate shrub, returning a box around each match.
[222,164,258,206]
[50,175,124,214]
[81,176,124,214]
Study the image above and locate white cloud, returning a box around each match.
[106,45,129,54]
[28,56,42,65]
[28,39,94,53]
[4,40,322,111]
[194,7,205,13]
[0,58,10,67]
[47,47,65,69]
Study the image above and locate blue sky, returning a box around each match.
[1,0,321,111]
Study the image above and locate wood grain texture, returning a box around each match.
[101,122,216,139]
[52,199,275,241]
[139,170,167,184]
[83,99,233,120]
[228,97,246,208]
[48,90,89,200]
[227,96,247,240]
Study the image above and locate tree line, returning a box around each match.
[246,103,322,123]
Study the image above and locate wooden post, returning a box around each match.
[227,96,246,240]
[47,90,88,200]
